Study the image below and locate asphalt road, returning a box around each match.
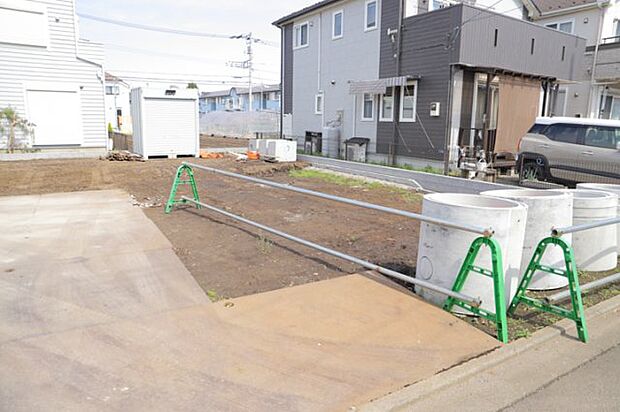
[506,343,620,411]
[298,155,514,194]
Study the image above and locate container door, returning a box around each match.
[143,98,197,156]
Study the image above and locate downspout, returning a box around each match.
[587,2,607,117]
[390,0,404,166]
[443,65,454,175]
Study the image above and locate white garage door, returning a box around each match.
[143,98,197,156]
[26,89,82,146]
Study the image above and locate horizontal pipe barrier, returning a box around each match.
[183,162,493,237]
[181,196,483,307]
[545,272,620,304]
[552,216,620,237]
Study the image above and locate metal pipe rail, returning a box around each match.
[183,162,493,237]
[552,216,620,237]
[181,196,483,307]
[545,272,620,304]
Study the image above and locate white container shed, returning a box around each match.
[130,88,200,159]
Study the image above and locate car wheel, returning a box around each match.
[521,161,545,182]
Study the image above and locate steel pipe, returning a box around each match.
[181,196,483,307]
[551,216,620,237]
[545,272,620,304]
[183,162,493,237]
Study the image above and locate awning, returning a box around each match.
[349,76,412,94]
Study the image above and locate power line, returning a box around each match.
[78,12,279,47]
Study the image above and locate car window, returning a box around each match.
[544,124,581,144]
[583,126,620,150]
[528,123,547,134]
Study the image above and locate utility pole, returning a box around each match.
[229,33,254,112]
[247,33,253,112]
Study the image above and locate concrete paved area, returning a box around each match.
[298,155,513,194]
[506,343,620,411]
[0,190,499,411]
[360,294,620,412]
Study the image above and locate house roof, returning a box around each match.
[528,0,598,15]
[272,0,341,26]
[104,72,129,86]
[201,84,280,98]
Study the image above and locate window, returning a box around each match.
[105,85,119,95]
[362,93,374,121]
[0,2,48,47]
[545,20,573,34]
[380,87,394,121]
[332,10,343,39]
[294,22,309,49]
[584,126,620,150]
[399,82,417,122]
[315,93,323,115]
[429,0,450,11]
[365,1,377,30]
[544,124,580,144]
[528,123,547,134]
[404,0,417,17]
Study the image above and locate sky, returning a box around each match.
[76,0,311,91]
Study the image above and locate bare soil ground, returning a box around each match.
[200,135,249,149]
[0,156,422,300]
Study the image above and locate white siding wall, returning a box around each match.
[0,0,106,148]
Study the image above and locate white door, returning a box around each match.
[143,98,197,156]
[26,89,82,146]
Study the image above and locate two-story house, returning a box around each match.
[274,0,585,169]
[199,84,281,114]
[105,72,132,134]
[526,0,620,119]
[0,0,106,153]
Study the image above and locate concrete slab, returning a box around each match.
[0,190,499,411]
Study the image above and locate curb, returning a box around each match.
[359,293,620,411]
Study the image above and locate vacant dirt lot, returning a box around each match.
[0,157,422,299]
[200,135,249,148]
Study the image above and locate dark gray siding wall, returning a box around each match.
[458,6,585,81]
[282,24,294,114]
[377,1,461,160]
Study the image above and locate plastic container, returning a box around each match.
[416,193,527,314]
[481,189,573,290]
[576,183,620,253]
[552,189,618,271]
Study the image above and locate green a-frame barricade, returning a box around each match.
[165,164,201,214]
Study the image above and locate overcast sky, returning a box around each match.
[76,0,311,91]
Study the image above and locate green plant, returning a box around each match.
[257,235,273,254]
[0,107,34,153]
[187,82,198,89]
[108,122,114,133]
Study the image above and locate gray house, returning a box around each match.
[274,0,586,168]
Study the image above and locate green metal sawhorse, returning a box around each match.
[165,164,201,214]
[508,236,588,343]
[444,237,508,344]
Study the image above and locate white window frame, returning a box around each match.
[332,10,344,40]
[315,93,324,115]
[361,93,375,121]
[365,0,378,32]
[429,0,451,12]
[293,21,309,50]
[0,0,49,48]
[379,87,394,122]
[545,19,574,34]
[399,81,418,123]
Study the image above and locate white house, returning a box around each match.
[0,0,106,153]
[105,72,132,134]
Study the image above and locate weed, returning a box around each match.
[206,289,220,302]
[257,235,273,255]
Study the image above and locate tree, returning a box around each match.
[0,107,34,153]
[187,82,198,89]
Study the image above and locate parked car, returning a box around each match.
[517,117,620,185]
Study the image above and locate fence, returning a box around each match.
[199,110,281,139]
